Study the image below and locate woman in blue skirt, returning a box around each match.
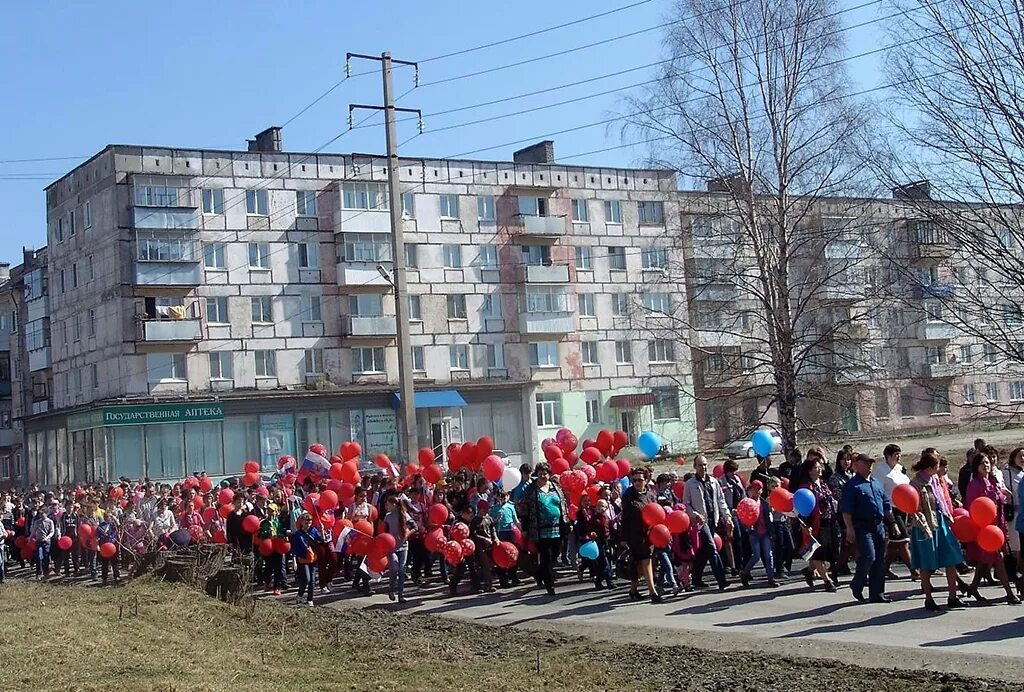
[909,451,967,612]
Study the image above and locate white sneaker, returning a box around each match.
[320,585,331,593]
[306,600,314,607]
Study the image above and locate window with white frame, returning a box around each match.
[931,387,951,414]
[401,192,416,218]
[353,347,386,373]
[608,246,626,270]
[245,189,268,215]
[204,242,225,269]
[572,199,589,222]
[585,391,600,423]
[408,295,422,320]
[477,196,495,222]
[1004,304,1023,326]
[525,286,569,313]
[298,242,318,268]
[404,244,418,268]
[522,244,551,266]
[135,183,187,207]
[529,341,559,367]
[482,294,501,318]
[653,387,680,419]
[1012,381,1024,402]
[303,295,322,322]
[444,295,465,319]
[536,393,562,427]
[349,293,382,316]
[202,188,224,214]
[924,346,946,365]
[303,348,324,376]
[960,345,973,364]
[518,196,549,217]
[575,246,592,270]
[440,194,460,219]
[147,353,187,382]
[248,242,270,269]
[84,200,92,228]
[295,190,317,217]
[24,319,46,351]
[987,382,1001,402]
[613,294,630,316]
[254,350,277,377]
[342,232,391,263]
[582,341,598,365]
[443,244,463,268]
[342,182,388,210]
[604,200,622,224]
[251,297,273,324]
[449,344,469,370]
[411,346,425,372]
[642,247,668,269]
[984,344,998,364]
[486,343,505,369]
[638,201,665,225]
[206,297,229,324]
[963,384,976,404]
[578,293,595,317]
[478,244,498,269]
[615,340,632,364]
[643,292,671,314]
[648,339,675,363]
[923,301,943,322]
[137,234,194,262]
[209,352,233,380]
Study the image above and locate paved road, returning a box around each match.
[329,568,1024,683]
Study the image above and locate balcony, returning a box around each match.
[522,311,575,334]
[344,316,397,338]
[139,318,202,343]
[911,282,956,300]
[920,321,957,341]
[821,285,866,302]
[133,207,199,230]
[336,262,392,289]
[913,242,953,261]
[135,260,202,286]
[334,208,392,234]
[693,330,742,347]
[833,366,874,384]
[691,282,738,302]
[921,362,963,379]
[518,215,567,238]
[0,429,14,447]
[525,264,570,283]
[28,347,50,373]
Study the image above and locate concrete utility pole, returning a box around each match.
[347,52,421,466]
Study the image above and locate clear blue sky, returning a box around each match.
[0,0,884,267]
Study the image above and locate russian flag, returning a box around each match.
[296,448,330,484]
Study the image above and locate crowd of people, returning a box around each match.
[1,437,1022,615]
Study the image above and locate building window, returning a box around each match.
[482,294,501,318]
[147,353,187,382]
[924,346,946,365]
[59,270,65,294]
[578,293,595,317]
[575,246,592,270]
[959,345,973,364]
[443,244,462,268]
[522,244,551,266]
[643,293,671,314]
[136,184,186,207]
[254,350,277,377]
[245,189,269,215]
[251,297,273,324]
[931,387,951,414]
[84,201,92,228]
[90,363,98,390]
[642,247,668,269]
[71,263,79,288]
[303,295,322,322]
[411,346,425,372]
[303,349,324,376]
[582,341,598,365]
[615,340,633,364]
[342,182,388,210]
[525,286,569,312]
[984,344,998,365]
[440,194,460,219]
[604,200,622,224]
[613,294,630,316]
[648,339,675,363]
[963,384,975,404]
[477,196,495,221]
[585,391,600,423]
[653,387,680,419]
[529,341,559,368]
[248,242,270,269]
[518,196,549,217]
[209,352,233,380]
[875,389,890,419]
[202,189,224,214]
[449,344,469,370]
[536,393,562,427]
[401,192,416,218]
[572,199,589,222]
[353,347,386,374]
[1010,381,1024,402]
[447,295,467,319]
[349,293,382,316]
[608,246,626,270]
[295,190,317,217]
[87,309,96,337]
[404,244,418,268]
[204,242,225,269]
[298,242,318,268]
[987,382,1001,402]
[85,255,94,282]
[207,297,229,324]
[923,301,943,322]
[137,235,194,261]
[342,232,391,262]
[56,217,64,243]
[638,201,665,225]
[899,390,916,417]
[408,295,422,320]
[487,343,505,369]
[71,316,80,342]
[478,244,498,269]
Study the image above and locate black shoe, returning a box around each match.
[852,589,866,603]
[693,581,709,589]
[628,590,642,601]
[824,582,838,593]
[870,595,892,604]
[740,571,751,588]
[924,597,940,612]
[546,586,556,596]
[718,580,730,591]
[802,568,814,588]
[947,596,968,609]
[1007,593,1022,606]
[594,583,605,591]
[650,592,663,604]
[969,586,988,603]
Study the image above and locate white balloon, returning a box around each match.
[501,466,522,490]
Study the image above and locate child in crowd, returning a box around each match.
[492,490,520,588]
[767,477,794,579]
[673,508,700,591]
[740,481,778,588]
[259,503,285,596]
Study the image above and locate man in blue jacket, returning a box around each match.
[840,454,895,604]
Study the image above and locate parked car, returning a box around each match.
[722,429,783,458]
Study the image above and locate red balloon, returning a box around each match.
[451,522,470,541]
[642,502,666,527]
[329,463,346,481]
[418,447,436,466]
[580,464,597,485]
[218,488,234,506]
[406,463,421,478]
[550,457,570,475]
[580,447,603,465]
[769,488,794,513]
[339,441,359,461]
[340,460,360,484]
[109,486,124,501]
[544,444,564,462]
[477,436,494,460]
[483,455,505,483]
[615,459,632,479]
[596,462,618,484]
[99,542,118,559]
[737,498,761,528]
[559,434,579,454]
[318,490,339,511]
[425,527,445,553]
[977,525,1005,552]
[492,541,519,570]
[273,537,291,555]
[375,453,392,470]
[258,538,274,557]
[243,460,260,474]
[541,437,556,450]
[672,480,685,499]
[713,534,723,552]
[460,538,476,558]
[952,515,979,543]
[444,540,464,565]
[428,503,450,528]
[649,524,672,549]
[242,472,260,487]
[374,533,397,556]
[892,484,920,515]
[970,497,998,527]
[303,493,320,514]
[712,464,725,479]
[422,463,444,485]
[218,504,233,519]
[612,430,629,453]
[952,507,970,520]
[568,504,578,521]
[596,429,615,455]
[339,482,355,500]
[309,443,328,458]
[367,552,390,573]
[198,476,214,493]
[665,509,691,534]
[212,529,227,544]
[586,484,603,504]
[242,514,260,534]
[581,439,597,453]
[58,535,73,551]
[353,519,374,537]
[461,443,478,470]
[202,507,217,524]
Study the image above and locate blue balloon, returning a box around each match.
[751,429,775,458]
[619,476,632,491]
[578,540,599,561]
[793,488,817,517]
[637,430,661,459]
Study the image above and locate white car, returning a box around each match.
[722,429,783,458]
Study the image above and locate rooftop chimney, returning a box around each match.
[513,140,555,164]
[892,180,931,201]
[0,262,9,283]
[247,126,283,153]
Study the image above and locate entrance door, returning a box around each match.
[430,419,452,464]
[619,411,638,443]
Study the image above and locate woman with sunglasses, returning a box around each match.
[621,466,662,603]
